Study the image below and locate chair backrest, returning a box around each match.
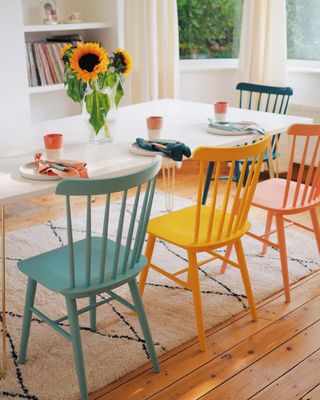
[236,82,293,114]
[192,136,270,244]
[236,82,293,157]
[55,156,162,290]
[282,124,320,210]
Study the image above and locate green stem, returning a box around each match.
[89,80,95,91]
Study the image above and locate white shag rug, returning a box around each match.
[1,193,319,400]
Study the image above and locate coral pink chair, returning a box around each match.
[221,124,320,303]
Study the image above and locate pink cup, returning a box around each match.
[214,101,229,122]
[43,133,63,160]
[146,116,163,141]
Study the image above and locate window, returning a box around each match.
[287,0,320,61]
[177,0,243,60]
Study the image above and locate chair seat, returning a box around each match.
[147,205,251,249]
[252,178,309,211]
[18,237,147,297]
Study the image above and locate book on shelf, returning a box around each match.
[26,42,40,87]
[25,35,83,88]
[46,33,83,43]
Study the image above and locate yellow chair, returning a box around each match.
[139,136,270,351]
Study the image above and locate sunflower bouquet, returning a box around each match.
[61,42,132,140]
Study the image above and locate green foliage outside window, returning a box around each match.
[177,0,243,59]
[287,0,320,61]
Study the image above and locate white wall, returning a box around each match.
[179,63,320,109]
[179,68,238,105]
[0,0,31,148]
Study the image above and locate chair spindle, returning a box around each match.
[194,161,205,243]
[111,190,128,279]
[272,95,279,113]
[226,159,248,236]
[301,136,320,205]
[292,136,310,208]
[121,186,141,274]
[283,135,297,208]
[206,161,221,241]
[130,180,152,269]
[85,195,92,286]
[216,161,235,240]
[99,194,110,283]
[265,93,271,112]
[66,196,75,288]
[136,177,157,260]
[248,91,253,109]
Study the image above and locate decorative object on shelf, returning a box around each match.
[61,42,132,143]
[41,0,58,25]
[64,11,82,23]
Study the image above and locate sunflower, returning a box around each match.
[60,43,72,58]
[69,42,109,82]
[112,48,132,76]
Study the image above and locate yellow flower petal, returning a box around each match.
[69,42,109,82]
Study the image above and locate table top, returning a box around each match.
[0,99,312,205]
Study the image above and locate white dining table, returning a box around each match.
[0,98,312,377]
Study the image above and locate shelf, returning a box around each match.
[29,83,65,94]
[23,22,110,33]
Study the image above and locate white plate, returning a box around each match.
[20,162,63,181]
[207,126,256,136]
[129,139,176,157]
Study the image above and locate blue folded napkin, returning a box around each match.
[208,119,265,135]
[136,138,191,161]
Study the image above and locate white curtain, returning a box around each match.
[238,0,287,85]
[124,0,179,104]
[238,0,289,173]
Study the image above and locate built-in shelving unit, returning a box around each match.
[28,83,65,94]
[21,0,119,122]
[23,22,111,33]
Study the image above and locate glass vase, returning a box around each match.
[82,87,117,144]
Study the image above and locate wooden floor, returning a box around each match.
[5,160,320,400]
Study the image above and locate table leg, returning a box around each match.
[268,136,275,179]
[275,133,279,178]
[162,162,177,212]
[0,205,6,379]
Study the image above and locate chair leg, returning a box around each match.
[139,234,156,297]
[266,159,271,179]
[128,279,160,373]
[188,250,206,352]
[220,244,233,274]
[234,160,241,185]
[275,215,291,303]
[202,162,214,205]
[18,278,37,364]
[66,297,88,400]
[234,239,258,321]
[310,207,320,254]
[261,211,273,255]
[89,295,96,332]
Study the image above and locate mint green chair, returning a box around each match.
[17,157,162,400]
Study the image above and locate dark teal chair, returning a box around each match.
[17,157,162,400]
[202,82,294,204]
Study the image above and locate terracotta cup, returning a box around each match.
[214,101,229,122]
[43,133,63,160]
[146,116,163,141]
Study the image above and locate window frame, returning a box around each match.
[179,58,239,72]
